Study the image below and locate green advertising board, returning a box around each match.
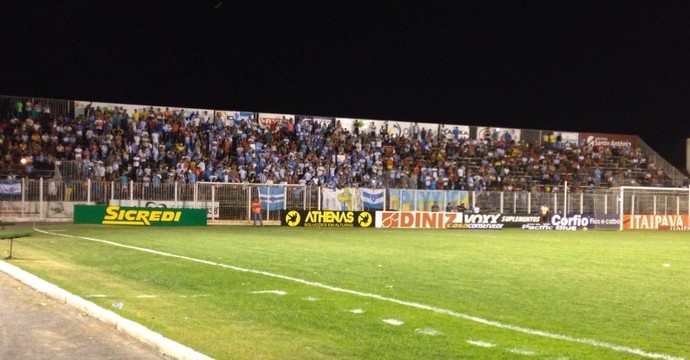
[74,205,207,226]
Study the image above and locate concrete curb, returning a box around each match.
[0,260,214,360]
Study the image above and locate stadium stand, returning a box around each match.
[0,95,683,193]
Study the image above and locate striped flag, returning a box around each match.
[258,187,286,211]
[361,188,385,209]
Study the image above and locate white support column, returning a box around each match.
[21,178,26,218]
[303,185,307,210]
[174,182,179,207]
[580,193,584,214]
[39,177,44,219]
[604,194,608,215]
[499,192,504,214]
[87,179,92,203]
[211,185,216,221]
[129,180,134,206]
[563,181,568,215]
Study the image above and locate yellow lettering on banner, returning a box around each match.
[135,211,151,225]
[149,211,161,221]
[104,206,119,220]
[125,210,137,221]
[162,211,175,221]
[174,212,181,221]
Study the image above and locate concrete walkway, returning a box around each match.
[0,259,215,360]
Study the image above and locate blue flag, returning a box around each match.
[362,188,385,209]
[258,187,286,211]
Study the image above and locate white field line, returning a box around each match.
[382,318,405,326]
[508,348,537,356]
[252,290,287,295]
[467,340,496,348]
[34,228,685,360]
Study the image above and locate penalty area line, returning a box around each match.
[35,228,684,360]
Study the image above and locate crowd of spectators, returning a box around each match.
[0,98,676,191]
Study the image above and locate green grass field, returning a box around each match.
[3,224,689,359]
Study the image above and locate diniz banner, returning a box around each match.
[580,132,637,148]
[476,127,521,143]
[257,113,294,130]
[281,210,374,228]
[623,214,690,230]
[375,211,504,229]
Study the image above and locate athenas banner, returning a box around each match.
[74,205,207,226]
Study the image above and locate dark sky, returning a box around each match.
[3,1,690,170]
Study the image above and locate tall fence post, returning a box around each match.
[39,177,44,219]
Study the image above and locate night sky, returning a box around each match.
[3,1,690,169]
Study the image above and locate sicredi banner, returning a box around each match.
[623,214,690,230]
[281,210,374,228]
[74,205,207,226]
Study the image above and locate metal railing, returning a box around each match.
[1,179,655,222]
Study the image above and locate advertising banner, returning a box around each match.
[257,113,294,130]
[296,115,335,130]
[476,127,521,143]
[75,205,207,226]
[580,132,636,148]
[438,125,470,140]
[109,200,219,219]
[519,213,621,230]
[281,210,374,228]
[375,211,504,229]
[215,110,255,126]
[623,214,689,230]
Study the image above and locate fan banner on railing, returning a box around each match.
[389,190,469,211]
[361,189,385,210]
[389,189,414,211]
[258,187,286,211]
[321,187,363,211]
[0,182,21,196]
